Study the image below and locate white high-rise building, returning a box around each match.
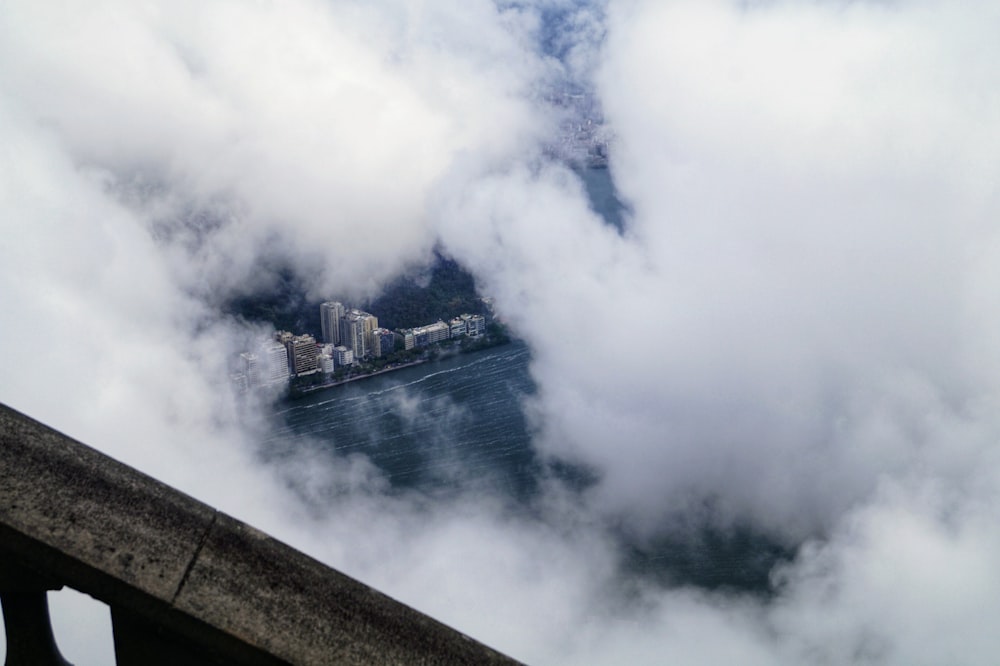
[320,301,345,345]
[449,317,467,338]
[239,352,260,386]
[318,353,334,374]
[333,345,354,367]
[260,341,290,383]
[462,314,486,337]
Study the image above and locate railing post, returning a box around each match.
[0,562,72,666]
[111,608,222,666]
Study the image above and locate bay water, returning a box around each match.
[264,168,787,591]
[265,342,542,500]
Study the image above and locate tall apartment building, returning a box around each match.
[462,314,486,337]
[340,309,378,359]
[239,352,260,386]
[274,331,295,375]
[449,317,467,338]
[260,341,290,383]
[333,345,354,367]
[287,334,319,376]
[320,301,345,345]
[372,328,396,358]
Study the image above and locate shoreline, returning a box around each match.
[277,332,513,400]
[285,337,512,399]
[288,359,430,397]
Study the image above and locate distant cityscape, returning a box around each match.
[231,299,496,393]
[545,90,612,167]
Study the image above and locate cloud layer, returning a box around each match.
[4,1,1000,664]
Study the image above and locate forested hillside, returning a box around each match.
[223,252,487,335]
[364,253,488,330]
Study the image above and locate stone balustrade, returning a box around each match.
[0,403,519,665]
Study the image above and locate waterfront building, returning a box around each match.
[402,331,415,350]
[462,314,486,337]
[318,353,334,374]
[449,317,467,338]
[320,301,345,345]
[239,352,260,386]
[333,345,354,367]
[273,330,295,369]
[260,341,290,383]
[287,334,319,376]
[372,328,396,358]
[340,309,378,359]
[425,321,450,344]
[409,321,450,347]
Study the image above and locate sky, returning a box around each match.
[3,1,1000,664]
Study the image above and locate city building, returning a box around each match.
[372,328,396,358]
[320,301,345,345]
[409,321,450,347]
[340,309,378,359]
[287,334,319,376]
[239,352,260,386]
[462,314,486,337]
[318,353,334,374]
[425,321,450,344]
[235,302,494,393]
[333,345,354,367]
[449,317,467,338]
[260,341,290,383]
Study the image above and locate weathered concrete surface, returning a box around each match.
[0,405,214,607]
[176,514,517,664]
[0,403,521,665]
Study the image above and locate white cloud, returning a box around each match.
[6,1,1000,665]
[0,0,557,302]
[770,480,1000,665]
[429,0,1000,540]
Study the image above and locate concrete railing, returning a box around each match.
[0,403,520,665]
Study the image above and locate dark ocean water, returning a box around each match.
[266,340,786,591]
[265,168,788,592]
[266,166,622,499]
[265,342,542,499]
[575,166,628,233]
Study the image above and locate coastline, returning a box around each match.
[288,359,430,397]
[284,336,512,399]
